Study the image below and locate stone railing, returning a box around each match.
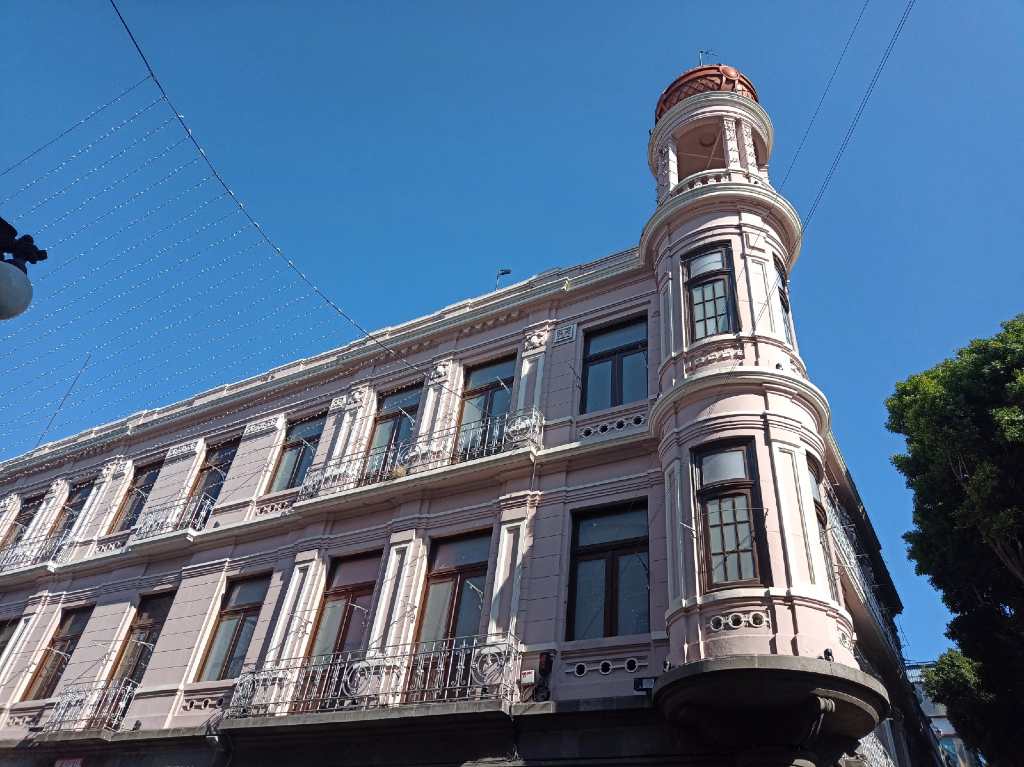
[826,493,902,660]
[45,678,139,732]
[131,494,216,542]
[225,633,521,719]
[0,530,71,573]
[669,167,768,198]
[300,409,543,500]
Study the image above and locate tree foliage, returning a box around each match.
[887,315,1024,764]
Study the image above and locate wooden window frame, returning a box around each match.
[189,438,240,504]
[694,440,771,592]
[774,256,794,345]
[369,386,422,453]
[308,556,381,657]
[107,592,175,686]
[579,317,648,415]
[49,480,94,539]
[196,576,269,682]
[110,462,162,534]
[683,244,739,344]
[807,458,840,601]
[1,494,45,548]
[565,501,650,641]
[457,356,516,427]
[269,414,325,493]
[23,606,93,701]
[413,532,491,644]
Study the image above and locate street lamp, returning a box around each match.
[0,216,47,320]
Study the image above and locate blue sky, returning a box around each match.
[2,1,1022,662]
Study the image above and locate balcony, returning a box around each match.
[668,167,769,199]
[0,530,70,573]
[131,493,215,543]
[45,678,139,732]
[300,409,543,501]
[225,633,521,720]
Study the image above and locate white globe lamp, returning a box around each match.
[0,259,33,320]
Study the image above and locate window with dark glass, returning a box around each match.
[308,553,381,658]
[0,495,44,548]
[23,606,93,701]
[696,443,764,588]
[198,576,270,681]
[0,617,21,661]
[567,503,649,641]
[774,258,794,344]
[269,416,324,493]
[417,533,491,645]
[191,439,239,504]
[808,459,839,601]
[49,480,93,540]
[111,463,161,534]
[685,247,735,341]
[580,319,647,414]
[364,387,422,482]
[109,592,175,686]
[457,357,516,460]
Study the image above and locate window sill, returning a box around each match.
[557,633,653,657]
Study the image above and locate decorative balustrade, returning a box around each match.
[857,732,898,767]
[131,494,216,542]
[0,530,71,573]
[45,678,139,732]
[826,493,903,659]
[225,633,521,719]
[301,409,543,500]
[669,167,768,198]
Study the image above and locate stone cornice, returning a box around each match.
[0,247,643,484]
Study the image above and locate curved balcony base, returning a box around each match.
[653,655,888,766]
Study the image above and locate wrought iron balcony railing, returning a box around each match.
[0,530,71,573]
[131,493,216,542]
[45,678,139,732]
[225,633,521,719]
[300,409,543,500]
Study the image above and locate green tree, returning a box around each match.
[886,315,1024,765]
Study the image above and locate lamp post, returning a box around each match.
[0,216,47,320]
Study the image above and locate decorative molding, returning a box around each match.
[94,530,132,556]
[166,441,201,462]
[522,327,551,356]
[552,323,576,346]
[0,494,18,515]
[101,456,130,481]
[565,655,648,678]
[656,144,670,203]
[426,358,453,385]
[578,412,647,440]
[253,496,295,517]
[683,343,745,373]
[328,387,367,413]
[707,610,771,632]
[242,415,282,440]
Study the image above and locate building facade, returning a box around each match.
[906,663,982,767]
[0,66,940,767]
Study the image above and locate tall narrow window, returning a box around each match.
[111,463,161,534]
[198,576,270,681]
[364,387,421,483]
[580,318,647,414]
[0,495,44,548]
[457,357,516,460]
[0,617,22,661]
[567,503,649,640]
[774,257,794,344]
[417,533,491,645]
[23,606,93,701]
[270,416,325,493]
[49,480,94,540]
[696,443,764,588]
[308,553,381,659]
[109,592,175,686]
[685,247,735,341]
[191,439,239,504]
[808,460,839,601]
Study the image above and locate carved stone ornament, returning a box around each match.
[522,327,551,355]
[242,416,281,439]
[552,323,576,345]
[0,494,17,515]
[166,441,200,462]
[101,456,130,481]
[683,345,745,373]
[656,144,670,203]
[328,387,367,413]
[427,359,453,385]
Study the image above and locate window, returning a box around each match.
[198,576,270,681]
[0,495,44,548]
[364,387,422,482]
[774,258,794,344]
[0,617,21,661]
[580,319,647,414]
[109,592,175,685]
[269,416,325,493]
[23,606,93,700]
[696,443,764,588]
[308,553,381,658]
[49,480,93,540]
[417,533,491,645]
[567,503,649,640]
[457,357,515,460]
[191,439,239,504]
[808,459,839,601]
[685,247,735,341]
[111,463,161,534]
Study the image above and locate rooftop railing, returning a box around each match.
[300,409,543,501]
[0,530,71,573]
[131,493,216,543]
[225,632,520,719]
[45,678,139,732]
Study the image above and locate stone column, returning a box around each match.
[415,358,461,441]
[656,139,679,204]
[741,120,762,176]
[516,324,552,415]
[723,116,743,170]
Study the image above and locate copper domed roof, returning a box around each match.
[655,65,758,122]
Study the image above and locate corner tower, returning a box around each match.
[644,65,889,766]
